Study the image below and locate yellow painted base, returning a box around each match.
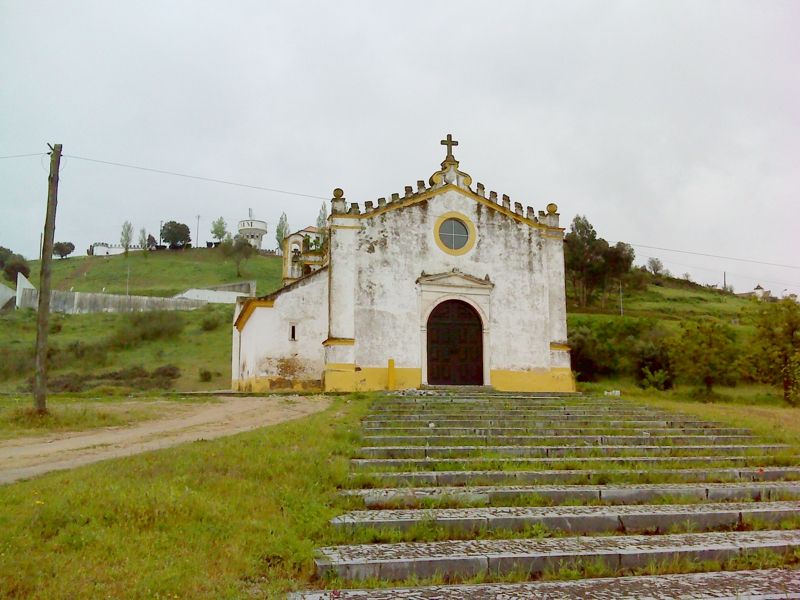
[237,367,574,394]
[323,364,422,392]
[233,376,322,393]
[490,368,576,392]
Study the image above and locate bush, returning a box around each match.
[200,316,220,331]
[568,316,675,383]
[152,365,180,379]
[110,311,184,348]
[632,335,674,390]
[198,368,212,382]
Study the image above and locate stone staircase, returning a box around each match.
[293,391,800,598]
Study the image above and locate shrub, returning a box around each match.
[632,335,674,390]
[568,316,676,383]
[110,311,184,348]
[198,368,212,382]
[200,316,220,331]
[152,365,180,379]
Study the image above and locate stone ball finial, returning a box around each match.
[546,202,558,214]
[333,188,344,199]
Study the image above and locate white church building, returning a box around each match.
[232,136,574,392]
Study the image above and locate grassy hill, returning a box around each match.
[0,252,764,395]
[30,248,284,298]
[1,249,285,393]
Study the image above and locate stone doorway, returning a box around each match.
[426,299,483,385]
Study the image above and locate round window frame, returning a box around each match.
[434,212,476,256]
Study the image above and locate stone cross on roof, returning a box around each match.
[440,134,458,158]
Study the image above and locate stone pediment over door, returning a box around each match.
[416,269,494,293]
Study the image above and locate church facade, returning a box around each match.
[231,136,574,392]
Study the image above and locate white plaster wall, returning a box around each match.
[235,273,328,385]
[91,245,143,256]
[0,283,14,309]
[175,289,246,304]
[15,273,36,309]
[353,189,560,373]
[544,235,569,345]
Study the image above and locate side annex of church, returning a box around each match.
[232,136,575,393]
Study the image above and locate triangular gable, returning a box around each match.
[417,269,494,289]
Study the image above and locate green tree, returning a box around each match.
[315,202,328,249]
[669,319,738,395]
[161,221,191,247]
[52,241,75,259]
[3,255,30,283]
[647,257,664,276]
[120,221,133,256]
[220,235,255,276]
[0,246,12,269]
[211,217,227,242]
[750,299,800,405]
[564,215,610,307]
[275,212,289,252]
[138,228,148,258]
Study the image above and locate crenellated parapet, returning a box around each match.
[329,135,562,229]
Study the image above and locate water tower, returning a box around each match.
[237,209,268,249]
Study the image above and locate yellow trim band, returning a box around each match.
[322,337,355,346]
[234,299,274,331]
[549,342,571,351]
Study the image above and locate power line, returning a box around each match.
[622,242,799,270]
[640,254,799,289]
[12,150,799,277]
[62,154,329,201]
[0,153,45,160]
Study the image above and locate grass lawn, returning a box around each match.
[1,388,798,597]
[0,394,370,599]
[30,248,283,298]
[569,282,757,327]
[580,381,800,448]
[0,304,235,393]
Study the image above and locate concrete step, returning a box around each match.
[363,426,753,436]
[291,568,800,599]
[356,444,787,459]
[315,529,800,581]
[369,409,666,417]
[342,481,800,508]
[362,419,727,428]
[350,455,791,471]
[361,413,721,427]
[331,500,800,535]
[352,466,800,486]
[363,434,759,446]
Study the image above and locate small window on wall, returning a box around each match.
[289,324,297,341]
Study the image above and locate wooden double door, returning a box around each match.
[426,300,483,385]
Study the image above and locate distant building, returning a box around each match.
[282,226,324,284]
[737,284,772,300]
[88,242,143,256]
[238,209,268,249]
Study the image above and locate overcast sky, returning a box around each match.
[1,1,798,295]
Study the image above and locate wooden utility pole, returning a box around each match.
[33,143,62,413]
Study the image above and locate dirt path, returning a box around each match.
[0,395,330,485]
